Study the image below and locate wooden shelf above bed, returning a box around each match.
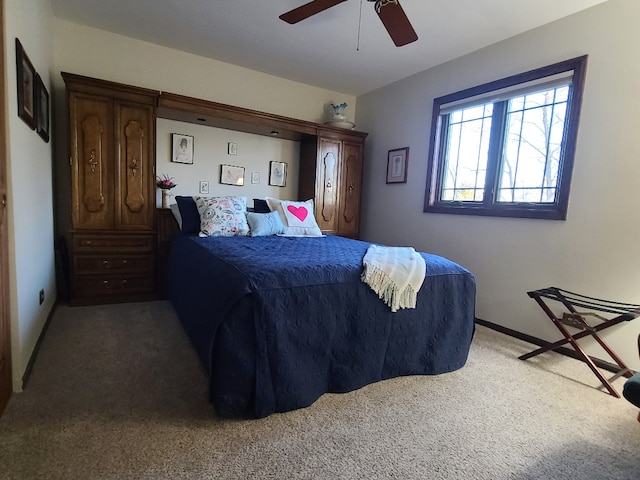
[156,92,368,142]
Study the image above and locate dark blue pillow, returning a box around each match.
[175,196,200,234]
[253,198,271,213]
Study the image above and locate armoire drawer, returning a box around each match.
[74,254,154,275]
[73,273,155,298]
[72,234,154,253]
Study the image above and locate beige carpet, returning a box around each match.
[0,301,638,479]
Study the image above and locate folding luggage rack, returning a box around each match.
[521,287,640,397]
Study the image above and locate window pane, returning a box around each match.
[425,56,586,220]
[497,86,568,204]
[440,104,492,202]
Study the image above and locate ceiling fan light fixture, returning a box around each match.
[368,0,398,15]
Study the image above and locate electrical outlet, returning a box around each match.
[199,181,209,194]
[39,289,45,305]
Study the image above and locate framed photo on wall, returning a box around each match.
[386,147,409,184]
[15,38,36,130]
[35,73,50,143]
[220,164,245,186]
[171,133,194,164]
[269,161,287,187]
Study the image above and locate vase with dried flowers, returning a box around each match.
[156,174,177,208]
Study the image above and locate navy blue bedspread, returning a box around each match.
[168,234,476,418]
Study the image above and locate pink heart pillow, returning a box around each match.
[265,198,323,237]
[287,205,308,222]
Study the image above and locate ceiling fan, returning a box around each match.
[279,0,418,47]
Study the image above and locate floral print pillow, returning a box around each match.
[194,196,250,237]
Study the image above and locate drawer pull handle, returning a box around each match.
[121,279,128,286]
[121,260,128,265]
[103,260,110,268]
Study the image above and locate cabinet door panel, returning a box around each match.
[116,103,154,230]
[70,95,113,229]
[316,138,340,233]
[339,141,363,238]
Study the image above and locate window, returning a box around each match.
[424,56,587,220]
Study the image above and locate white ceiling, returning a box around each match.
[49,0,608,96]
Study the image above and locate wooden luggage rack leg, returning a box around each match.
[520,287,640,398]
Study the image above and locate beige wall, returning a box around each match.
[4,0,56,390]
[52,19,356,125]
[156,119,300,205]
[356,0,640,369]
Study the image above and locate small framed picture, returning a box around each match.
[251,172,260,184]
[220,164,245,186]
[171,133,194,164]
[15,38,36,130]
[386,147,409,184]
[269,161,287,187]
[35,73,49,143]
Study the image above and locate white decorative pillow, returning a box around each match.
[265,197,323,237]
[194,196,250,237]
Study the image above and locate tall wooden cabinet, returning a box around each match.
[299,130,365,238]
[62,73,158,304]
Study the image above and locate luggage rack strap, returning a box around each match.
[527,286,640,318]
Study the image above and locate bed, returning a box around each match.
[167,231,476,419]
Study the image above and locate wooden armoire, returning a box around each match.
[299,129,365,238]
[62,73,158,305]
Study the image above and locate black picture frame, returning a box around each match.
[15,38,36,130]
[171,133,194,164]
[386,147,409,184]
[220,164,245,186]
[269,161,287,187]
[35,73,49,143]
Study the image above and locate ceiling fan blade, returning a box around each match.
[376,0,418,47]
[280,0,348,24]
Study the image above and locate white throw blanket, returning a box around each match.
[361,245,426,313]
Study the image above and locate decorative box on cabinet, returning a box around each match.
[299,129,365,238]
[62,73,158,305]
